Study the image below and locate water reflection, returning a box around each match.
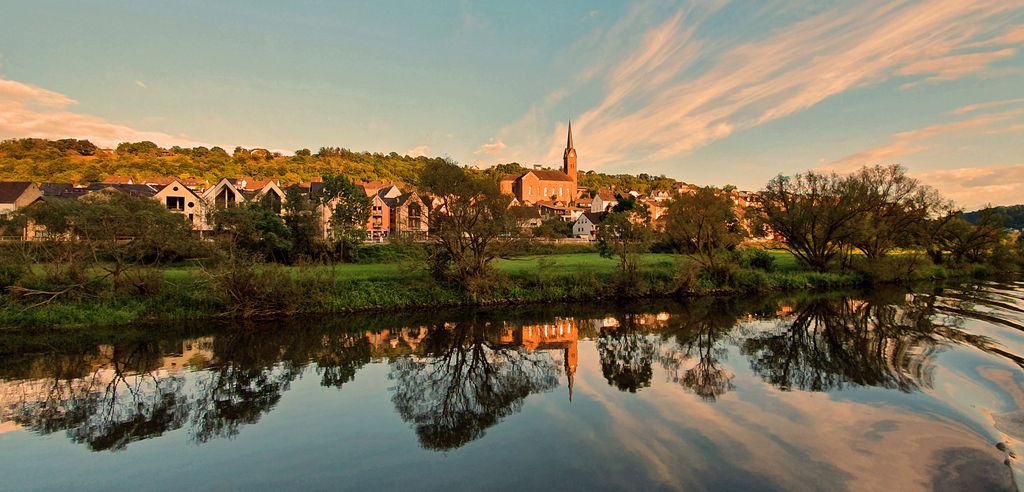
[0,285,1020,459]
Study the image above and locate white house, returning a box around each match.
[591,189,618,213]
[153,179,208,230]
[202,178,246,208]
[573,211,606,239]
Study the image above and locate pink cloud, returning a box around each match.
[494,1,1023,171]
[823,108,1024,174]
[475,139,507,156]
[405,144,430,157]
[0,78,206,148]
[913,164,1024,209]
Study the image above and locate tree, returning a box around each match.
[664,186,744,275]
[212,203,293,262]
[757,171,863,271]
[846,165,943,260]
[317,175,371,261]
[596,200,652,282]
[282,186,326,262]
[419,160,517,291]
[942,212,1006,263]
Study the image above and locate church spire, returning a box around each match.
[566,119,574,150]
[563,119,577,183]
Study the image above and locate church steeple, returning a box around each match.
[562,120,577,184]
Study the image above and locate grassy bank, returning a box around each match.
[0,250,997,330]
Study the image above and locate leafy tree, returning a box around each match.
[532,218,571,239]
[757,171,863,271]
[420,160,517,292]
[664,186,744,275]
[282,186,326,262]
[212,203,293,262]
[596,201,652,281]
[846,165,944,260]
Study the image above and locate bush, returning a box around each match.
[204,257,304,317]
[738,248,776,272]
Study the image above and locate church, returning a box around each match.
[500,121,579,205]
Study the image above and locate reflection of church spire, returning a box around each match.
[565,341,578,402]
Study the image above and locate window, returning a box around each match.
[166,196,185,210]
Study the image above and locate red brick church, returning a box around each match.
[500,121,579,205]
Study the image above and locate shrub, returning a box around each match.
[739,248,776,272]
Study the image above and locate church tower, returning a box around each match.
[562,120,577,184]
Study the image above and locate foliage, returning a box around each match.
[212,203,293,262]
[845,165,944,260]
[420,160,517,294]
[532,218,572,239]
[757,170,864,271]
[664,186,745,277]
[596,202,653,284]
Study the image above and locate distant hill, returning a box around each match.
[0,138,682,194]
[961,205,1024,229]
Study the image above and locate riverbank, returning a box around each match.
[0,251,1000,330]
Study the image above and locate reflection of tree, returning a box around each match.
[389,321,559,451]
[598,315,656,393]
[658,299,740,401]
[314,335,372,389]
[741,294,994,392]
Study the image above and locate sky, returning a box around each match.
[0,0,1022,209]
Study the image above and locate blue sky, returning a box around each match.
[1,0,1022,207]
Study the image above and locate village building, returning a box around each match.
[573,211,606,239]
[384,192,430,238]
[591,189,618,213]
[153,179,208,230]
[203,178,246,208]
[0,182,42,218]
[503,121,579,205]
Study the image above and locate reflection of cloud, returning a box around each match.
[496,1,1023,170]
[0,77,205,148]
[405,144,430,157]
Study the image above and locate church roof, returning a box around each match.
[528,170,573,182]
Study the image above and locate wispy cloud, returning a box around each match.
[823,108,1024,174]
[914,164,1024,209]
[475,139,507,156]
[134,80,147,89]
[0,77,205,148]
[490,1,1023,170]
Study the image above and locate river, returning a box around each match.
[1,281,1023,491]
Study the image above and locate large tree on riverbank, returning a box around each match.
[419,160,518,293]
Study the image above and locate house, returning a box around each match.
[101,175,134,185]
[502,121,579,205]
[509,206,542,231]
[0,182,42,239]
[535,200,573,221]
[84,183,158,198]
[243,179,286,214]
[591,189,618,213]
[573,211,606,239]
[385,193,429,238]
[359,184,392,241]
[153,179,207,230]
[202,178,246,208]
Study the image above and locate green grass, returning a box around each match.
[3,248,999,330]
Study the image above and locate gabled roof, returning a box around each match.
[595,189,618,201]
[154,179,203,201]
[101,175,134,185]
[0,182,35,204]
[85,183,158,198]
[578,211,607,224]
[527,169,574,182]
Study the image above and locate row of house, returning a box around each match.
[0,176,432,241]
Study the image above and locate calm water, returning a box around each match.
[2,282,1024,491]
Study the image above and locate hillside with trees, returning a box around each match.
[962,205,1024,230]
[0,138,682,194]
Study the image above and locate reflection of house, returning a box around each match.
[501,318,579,400]
[365,326,429,356]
